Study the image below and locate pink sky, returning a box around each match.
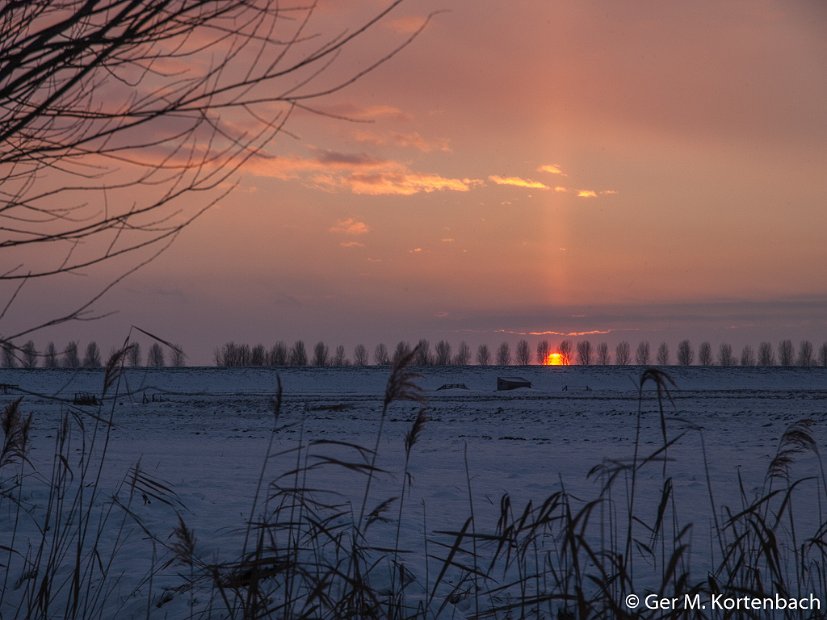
[7,0,827,363]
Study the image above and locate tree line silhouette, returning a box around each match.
[210,338,827,368]
[0,340,182,368]
[2,337,825,369]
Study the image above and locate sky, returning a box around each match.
[6,0,827,364]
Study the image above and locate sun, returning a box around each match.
[545,352,565,366]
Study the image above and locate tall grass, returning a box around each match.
[1,352,826,618]
[0,340,177,618]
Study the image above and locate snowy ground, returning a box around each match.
[2,365,827,617]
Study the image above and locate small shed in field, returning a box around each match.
[497,376,532,391]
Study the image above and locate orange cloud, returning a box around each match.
[339,241,366,249]
[330,217,370,235]
[538,163,567,176]
[497,329,612,337]
[576,189,617,198]
[245,150,479,196]
[489,175,549,190]
[243,151,385,180]
[340,172,478,196]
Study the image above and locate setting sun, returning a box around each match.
[545,352,565,366]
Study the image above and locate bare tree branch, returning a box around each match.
[0,0,418,339]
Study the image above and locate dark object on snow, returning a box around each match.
[73,392,99,406]
[563,384,591,392]
[437,383,469,391]
[497,377,531,391]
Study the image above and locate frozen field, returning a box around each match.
[2,365,827,617]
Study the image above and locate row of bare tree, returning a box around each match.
[4,337,824,369]
[0,340,182,369]
[213,338,827,368]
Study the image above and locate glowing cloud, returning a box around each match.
[497,329,612,337]
[489,175,549,190]
[330,217,370,235]
[538,163,567,176]
[342,172,479,196]
[576,189,617,198]
[246,150,479,196]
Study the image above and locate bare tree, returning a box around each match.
[656,342,669,366]
[269,341,288,366]
[128,342,142,367]
[290,341,308,367]
[615,341,631,366]
[740,345,756,367]
[214,343,227,366]
[414,339,431,366]
[635,341,650,365]
[698,342,713,366]
[476,343,491,366]
[454,341,471,366]
[215,342,242,366]
[496,342,511,366]
[0,1,424,344]
[332,345,348,367]
[677,340,693,366]
[374,343,389,366]
[717,343,734,367]
[64,341,80,368]
[312,341,329,367]
[147,342,165,368]
[392,341,412,365]
[516,339,531,366]
[353,344,368,367]
[250,344,267,367]
[1,341,15,367]
[2,341,16,367]
[796,340,814,367]
[758,342,775,366]
[22,340,38,368]
[434,340,452,366]
[558,340,572,365]
[576,340,592,365]
[44,342,59,368]
[170,344,185,367]
[596,342,611,365]
[84,341,102,368]
[536,340,550,365]
[778,339,795,367]
[819,342,827,368]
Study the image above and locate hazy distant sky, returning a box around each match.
[21,0,827,363]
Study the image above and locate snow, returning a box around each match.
[2,365,827,617]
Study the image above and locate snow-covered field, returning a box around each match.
[2,365,827,617]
